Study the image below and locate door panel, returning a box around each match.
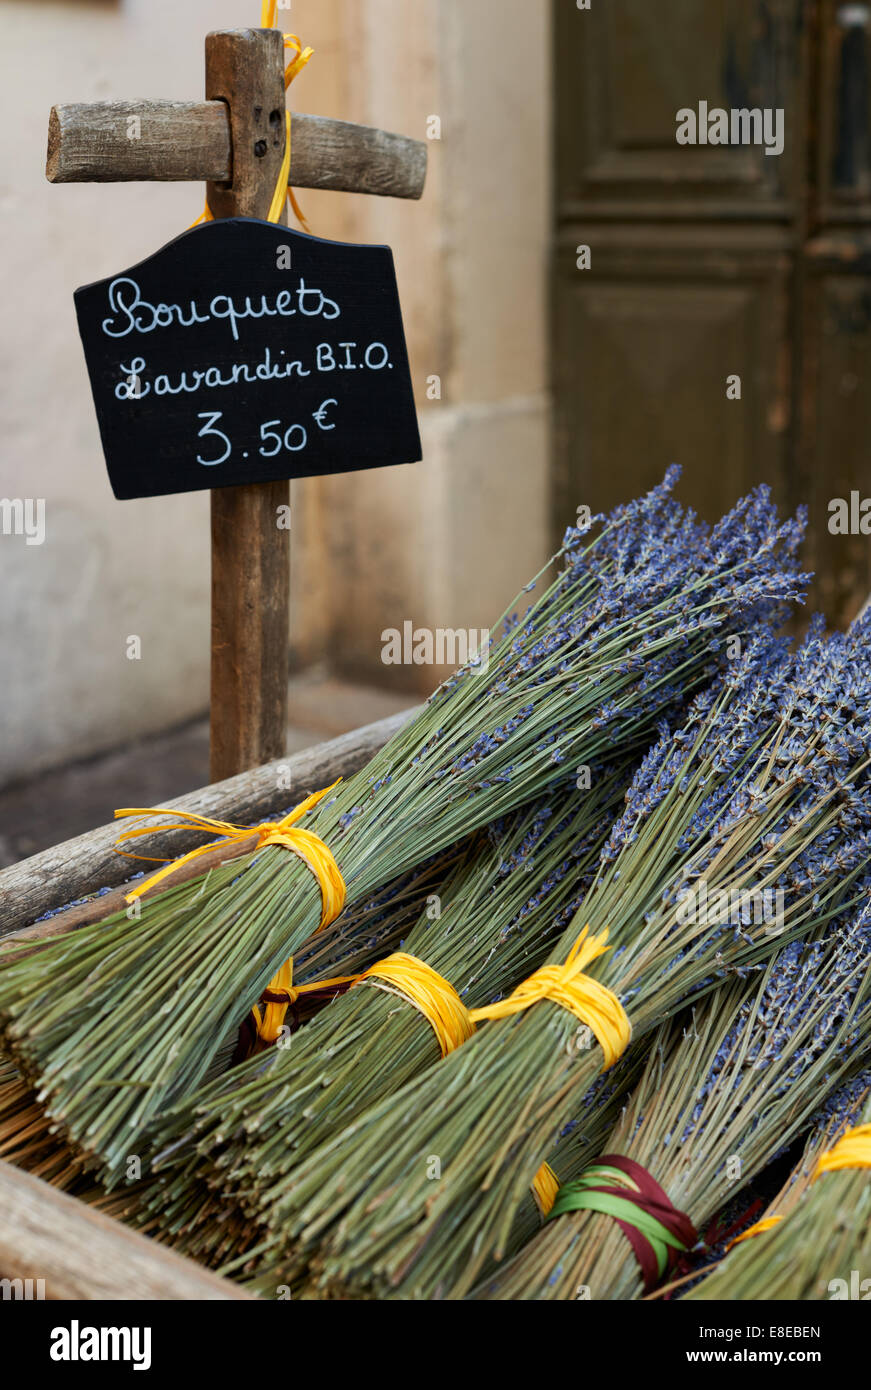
[556,0,808,218]
[554,230,791,521]
[800,254,871,624]
[818,1,871,221]
[554,0,870,622]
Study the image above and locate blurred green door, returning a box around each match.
[554,0,870,625]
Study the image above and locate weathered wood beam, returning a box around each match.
[0,708,416,939]
[0,1159,252,1300]
[47,101,428,200]
[4,836,260,954]
[205,29,291,783]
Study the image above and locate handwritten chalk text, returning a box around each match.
[115,344,392,401]
[102,276,341,343]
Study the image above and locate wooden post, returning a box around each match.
[205,29,289,782]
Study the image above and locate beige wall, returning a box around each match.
[0,0,551,786]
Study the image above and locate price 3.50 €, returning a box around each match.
[193,400,338,466]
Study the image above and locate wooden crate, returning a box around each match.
[0,709,413,1300]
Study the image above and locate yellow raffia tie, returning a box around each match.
[469,926,631,1071]
[114,782,345,924]
[115,783,345,1050]
[252,930,625,1147]
[532,1162,560,1218]
[245,932,604,1213]
[813,1123,871,1179]
[358,954,476,1057]
[331,926,628,1073]
[250,957,360,1045]
[722,1126,871,1253]
[191,8,313,230]
[725,1215,783,1252]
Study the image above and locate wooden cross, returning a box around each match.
[47,27,426,783]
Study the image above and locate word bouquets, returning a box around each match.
[74,218,421,500]
[675,102,784,157]
[381,623,490,674]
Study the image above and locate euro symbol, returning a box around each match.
[313,398,338,431]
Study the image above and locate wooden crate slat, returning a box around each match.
[0,1159,252,1300]
[0,708,417,938]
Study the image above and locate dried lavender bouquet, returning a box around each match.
[0,854,453,1198]
[0,473,806,1184]
[688,1067,871,1301]
[682,1061,871,1295]
[477,887,871,1299]
[138,759,635,1274]
[284,617,871,1299]
[462,1043,651,1285]
[249,1050,646,1299]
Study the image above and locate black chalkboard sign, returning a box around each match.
[74,219,422,500]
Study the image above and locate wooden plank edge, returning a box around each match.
[0,1159,252,1300]
[0,706,419,939]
